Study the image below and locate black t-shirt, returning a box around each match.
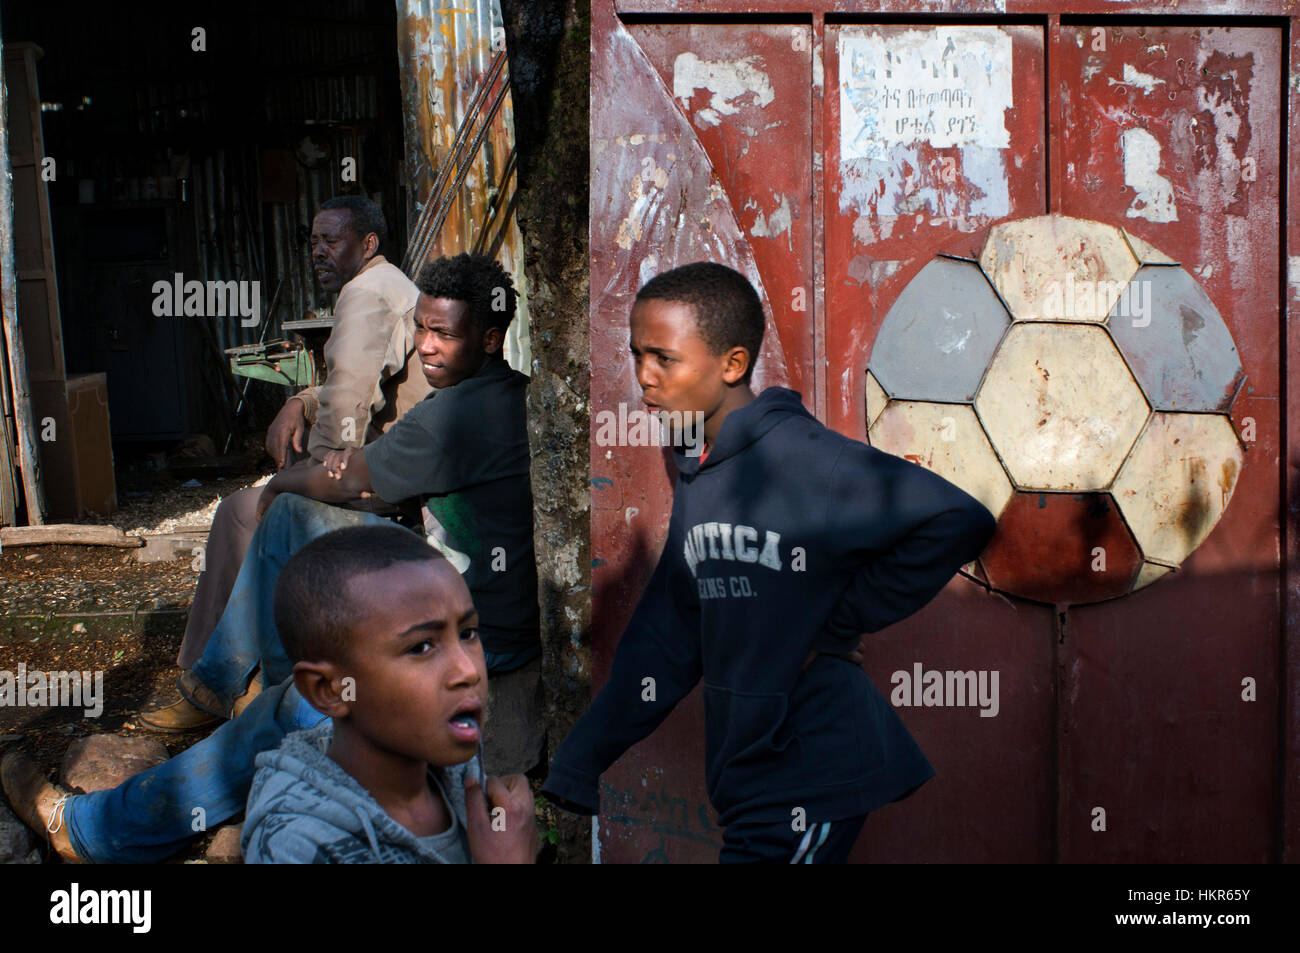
[364,359,539,656]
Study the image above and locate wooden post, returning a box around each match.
[0,33,45,524]
[0,319,17,526]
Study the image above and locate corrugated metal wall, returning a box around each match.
[395,0,531,371]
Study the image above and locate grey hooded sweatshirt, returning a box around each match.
[242,720,476,864]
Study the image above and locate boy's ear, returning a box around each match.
[721,345,752,385]
[482,325,504,356]
[293,660,353,719]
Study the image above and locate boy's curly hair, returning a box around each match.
[416,253,518,335]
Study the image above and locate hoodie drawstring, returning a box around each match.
[353,806,383,862]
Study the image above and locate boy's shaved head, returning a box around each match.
[274,524,445,665]
[635,262,765,382]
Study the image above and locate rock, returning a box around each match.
[60,734,170,793]
[71,622,87,635]
[205,823,243,864]
[0,798,39,864]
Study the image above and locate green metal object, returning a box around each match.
[226,340,317,387]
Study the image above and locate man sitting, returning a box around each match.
[148,195,428,731]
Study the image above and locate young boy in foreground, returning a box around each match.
[542,262,998,863]
[242,524,537,863]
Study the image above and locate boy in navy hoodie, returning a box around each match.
[542,262,998,863]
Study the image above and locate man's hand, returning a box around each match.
[463,773,538,864]
[266,398,308,469]
[802,636,869,671]
[322,447,358,480]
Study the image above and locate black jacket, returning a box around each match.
[543,387,997,826]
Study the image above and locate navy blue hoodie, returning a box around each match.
[543,387,998,827]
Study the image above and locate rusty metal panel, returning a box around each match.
[395,0,530,369]
[629,22,816,402]
[823,20,1054,862]
[1055,24,1282,862]
[982,492,1142,605]
[618,1,1293,13]
[825,24,1045,438]
[1284,19,1300,866]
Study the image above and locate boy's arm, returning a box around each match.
[818,443,997,648]
[541,544,702,815]
[254,453,375,519]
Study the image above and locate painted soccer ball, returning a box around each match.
[866,215,1246,606]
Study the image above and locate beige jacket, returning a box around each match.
[292,255,428,460]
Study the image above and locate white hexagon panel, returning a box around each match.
[869,402,1014,520]
[866,214,1246,606]
[1111,413,1244,568]
[974,323,1150,492]
[979,215,1139,323]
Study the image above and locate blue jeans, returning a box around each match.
[65,494,533,862]
[190,494,395,711]
[66,677,323,863]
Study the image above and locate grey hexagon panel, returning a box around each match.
[868,258,1009,402]
[1106,266,1245,412]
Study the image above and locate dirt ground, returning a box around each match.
[0,451,272,863]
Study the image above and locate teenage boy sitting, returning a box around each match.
[242,525,536,863]
[542,261,998,863]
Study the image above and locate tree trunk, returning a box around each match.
[499,0,591,864]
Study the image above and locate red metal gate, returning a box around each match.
[589,0,1295,863]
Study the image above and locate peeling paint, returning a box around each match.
[1193,47,1254,218]
[672,52,775,128]
[1109,63,1166,95]
[749,193,793,248]
[846,256,902,289]
[1121,128,1178,223]
[1288,256,1300,301]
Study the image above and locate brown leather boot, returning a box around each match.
[231,670,263,718]
[1,749,83,863]
[139,669,225,732]
[140,668,264,730]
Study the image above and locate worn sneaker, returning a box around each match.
[0,749,83,863]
